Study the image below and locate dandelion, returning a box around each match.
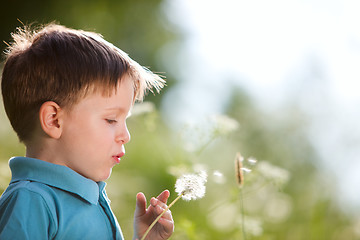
[175,170,207,201]
[141,171,207,240]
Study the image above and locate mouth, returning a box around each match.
[112,152,125,164]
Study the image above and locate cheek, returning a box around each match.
[64,117,115,151]
[86,126,116,149]
[63,122,97,149]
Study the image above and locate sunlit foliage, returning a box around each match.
[0,1,359,239]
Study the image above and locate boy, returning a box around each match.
[0,23,174,240]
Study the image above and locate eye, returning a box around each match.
[106,119,117,124]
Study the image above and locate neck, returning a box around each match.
[26,134,56,163]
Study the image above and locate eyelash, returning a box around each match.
[106,119,117,124]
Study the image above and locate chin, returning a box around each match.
[97,169,112,182]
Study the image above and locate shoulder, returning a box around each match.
[0,181,58,238]
[2,180,57,206]
[1,180,59,218]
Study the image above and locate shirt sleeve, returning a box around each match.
[0,187,56,240]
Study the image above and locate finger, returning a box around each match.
[150,199,173,221]
[157,206,173,220]
[134,192,147,217]
[150,197,168,210]
[156,189,170,204]
[158,217,175,236]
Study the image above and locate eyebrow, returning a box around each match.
[104,107,132,118]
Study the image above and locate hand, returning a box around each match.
[133,190,174,240]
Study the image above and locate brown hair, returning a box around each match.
[1,23,165,143]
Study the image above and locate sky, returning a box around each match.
[160,0,360,212]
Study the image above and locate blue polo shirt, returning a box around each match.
[0,157,124,240]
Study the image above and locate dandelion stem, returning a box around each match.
[141,192,184,240]
[240,187,247,240]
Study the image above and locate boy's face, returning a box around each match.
[56,75,133,182]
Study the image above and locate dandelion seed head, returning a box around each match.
[175,170,207,201]
[198,169,208,180]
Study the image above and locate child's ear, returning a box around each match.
[39,101,63,139]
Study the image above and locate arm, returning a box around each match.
[0,188,55,240]
[133,190,174,240]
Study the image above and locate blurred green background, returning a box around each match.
[1,0,360,239]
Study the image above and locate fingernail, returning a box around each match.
[151,197,157,205]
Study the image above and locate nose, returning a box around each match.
[115,123,131,144]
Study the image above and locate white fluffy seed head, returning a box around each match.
[175,170,207,201]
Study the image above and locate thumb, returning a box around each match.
[134,192,147,218]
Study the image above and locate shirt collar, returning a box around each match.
[9,157,104,205]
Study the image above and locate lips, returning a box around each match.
[112,152,125,163]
